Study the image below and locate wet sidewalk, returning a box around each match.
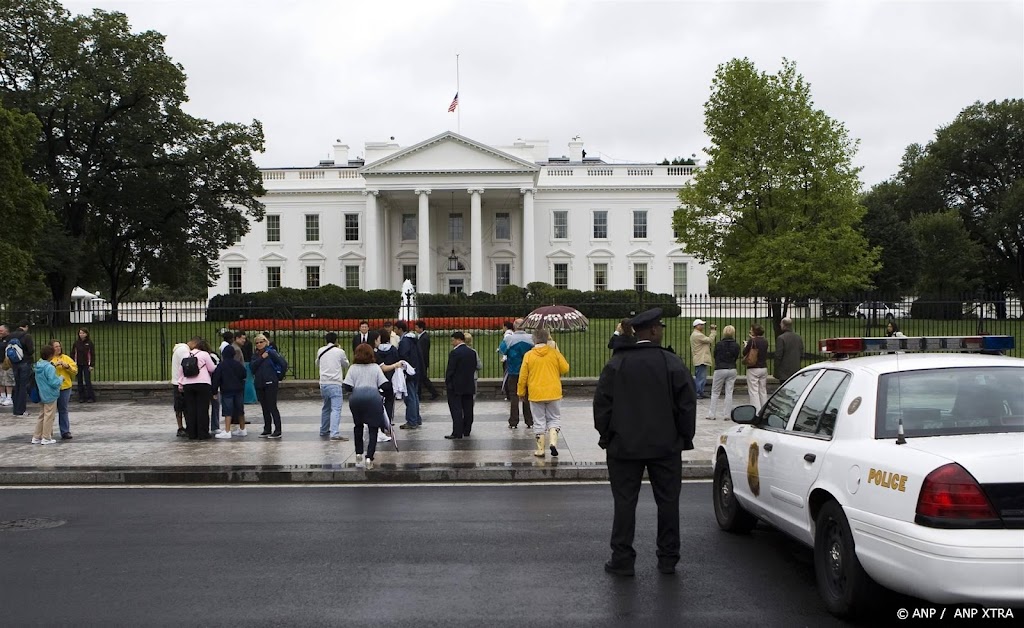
[0,392,751,484]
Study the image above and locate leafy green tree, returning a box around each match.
[0,0,265,320]
[0,103,48,302]
[860,180,921,294]
[673,58,879,335]
[925,100,1024,299]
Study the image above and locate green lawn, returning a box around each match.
[25,316,1024,382]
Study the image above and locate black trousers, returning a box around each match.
[256,384,282,434]
[505,373,533,428]
[447,390,475,437]
[183,383,212,439]
[76,365,95,401]
[606,455,682,568]
[420,374,438,399]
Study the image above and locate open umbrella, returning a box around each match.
[522,305,589,332]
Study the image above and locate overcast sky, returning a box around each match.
[65,0,1023,186]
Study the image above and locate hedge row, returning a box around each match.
[207,283,681,321]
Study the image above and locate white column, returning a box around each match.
[415,188,431,293]
[468,188,484,294]
[363,190,379,289]
[521,188,536,285]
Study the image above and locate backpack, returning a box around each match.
[181,352,201,378]
[272,352,287,380]
[6,337,24,364]
[743,343,759,368]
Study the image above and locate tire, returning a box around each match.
[855,313,866,319]
[814,500,877,618]
[713,455,758,533]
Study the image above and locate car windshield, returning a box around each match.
[876,366,1024,438]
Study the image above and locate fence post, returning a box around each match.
[159,300,167,382]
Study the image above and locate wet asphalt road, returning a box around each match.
[0,484,917,627]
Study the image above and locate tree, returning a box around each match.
[925,100,1024,299]
[0,0,265,319]
[673,58,879,335]
[0,103,48,302]
[860,180,921,295]
[909,210,983,319]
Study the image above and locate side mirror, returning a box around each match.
[731,405,758,424]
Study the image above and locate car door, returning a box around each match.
[769,369,852,544]
[748,370,819,526]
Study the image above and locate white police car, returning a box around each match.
[711,335,1023,617]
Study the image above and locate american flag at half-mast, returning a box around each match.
[447,92,458,112]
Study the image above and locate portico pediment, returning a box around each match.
[360,131,541,176]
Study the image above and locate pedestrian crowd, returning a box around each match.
[2,321,99,443]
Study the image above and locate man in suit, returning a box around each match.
[415,320,440,401]
[444,331,477,439]
[352,320,371,352]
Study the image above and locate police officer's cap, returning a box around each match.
[629,308,665,330]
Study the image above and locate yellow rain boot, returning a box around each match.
[548,428,559,457]
[534,433,547,457]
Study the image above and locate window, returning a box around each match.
[593,210,608,239]
[761,371,816,429]
[448,213,464,241]
[495,263,511,291]
[305,265,320,289]
[267,266,281,290]
[633,210,647,239]
[553,211,568,239]
[228,267,242,294]
[553,263,568,289]
[266,215,280,242]
[792,371,850,437]
[344,214,360,241]
[495,213,511,240]
[634,263,648,293]
[305,214,320,242]
[402,265,417,284]
[345,265,360,289]
[449,278,464,294]
[594,263,608,291]
[673,262,688,297]
[401,214,417,241]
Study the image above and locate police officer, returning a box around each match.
[593,307,697,576]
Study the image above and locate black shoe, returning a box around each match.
[444,434,462,439]
[176,428,187,438]
[259,431,272,438]
[399,423,412,429]
[430,395,440,401]
[658,564,678,575]
[269,432,282,439]
[604,561,634,577]
[61,433,72,440]
[550,445,558,457]
[87,398,95,403]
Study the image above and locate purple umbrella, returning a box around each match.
[522,305,589,332]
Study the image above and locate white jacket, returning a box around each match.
[392,362,417,399]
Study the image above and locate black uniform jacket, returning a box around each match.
[445,343,477,396]
[593,341,697,459]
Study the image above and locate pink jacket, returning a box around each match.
[177,349,216,387]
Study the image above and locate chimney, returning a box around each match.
[568,137,584,162]
[333,142,349,165]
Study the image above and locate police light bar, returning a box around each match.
[819,336,1015,354]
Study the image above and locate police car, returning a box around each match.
[711,335,1024,617]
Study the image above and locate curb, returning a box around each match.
[0,462,713,485]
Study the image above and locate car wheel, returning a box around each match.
[713,455,757,533]
[884,313,895,322]
[855,313,866,319]
[814,500,877,617]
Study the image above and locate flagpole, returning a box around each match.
[456,53,461,134]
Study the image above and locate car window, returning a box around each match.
[791,370,850,437]
[760,371,816,430]
[876,366,1024,438]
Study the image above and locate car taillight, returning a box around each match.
[915,463,1001,529]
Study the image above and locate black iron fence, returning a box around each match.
[2,295,1021,382]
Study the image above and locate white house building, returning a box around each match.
[210,131,709,298]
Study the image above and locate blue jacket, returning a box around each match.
[33,359,63,403]
[499,331,534,375]
[250,348,287,389]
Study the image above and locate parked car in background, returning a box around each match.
[854,301,911,320]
